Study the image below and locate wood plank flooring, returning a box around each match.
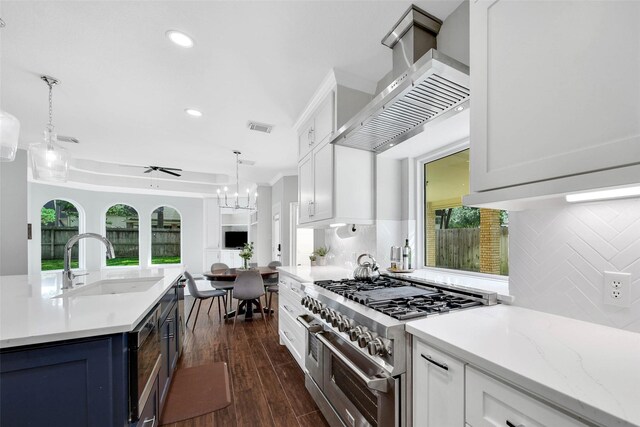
[161,294,330,427]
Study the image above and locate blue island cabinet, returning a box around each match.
[0,334,129,427]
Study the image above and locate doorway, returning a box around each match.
[272,213,281,262]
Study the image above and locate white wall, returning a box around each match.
[255,185,272,266]
[509,198,640,333]
[272,175,298,266]
[437,0,470,66]
[324,224,377,270]
[29,182,204,275]
[0,149,28,275]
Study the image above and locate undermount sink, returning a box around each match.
[53,276,163,298]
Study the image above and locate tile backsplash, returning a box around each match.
[509,198,640,332]
[324,224,377,270]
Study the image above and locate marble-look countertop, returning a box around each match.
[277,265,353,283]
[407,305,640,427]
[0,267,183,349]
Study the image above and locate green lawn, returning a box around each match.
[41,257,181,271]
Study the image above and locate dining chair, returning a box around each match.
[210,262,233,311]
[184,271,228,329]
[232,270,267,329]
[264,260,281,316]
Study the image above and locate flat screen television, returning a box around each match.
[224,231,248,249]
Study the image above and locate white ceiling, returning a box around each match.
[1,0,463,188]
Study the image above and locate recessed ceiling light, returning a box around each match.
[184,108,202,117]
[166,30,194,48]
[455,106,464,112]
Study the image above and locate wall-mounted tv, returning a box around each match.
[224,231,248,249]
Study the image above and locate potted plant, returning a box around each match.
[309,254,317,266]
[239,242,254,270]
[314,246,329,266]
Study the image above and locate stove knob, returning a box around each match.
[320,308,330,320]
[311,301,322,314]
[331,313,342,328]
[301,296,310,308]
[349,326,364,342]
[367,338,386,357]
[357,332,374,348]
[338,318,353,333]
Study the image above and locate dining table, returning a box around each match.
[203,267,278,319]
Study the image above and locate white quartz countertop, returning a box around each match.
[0,267,183,349]
[277,265,353,283]
[406,305,640,427]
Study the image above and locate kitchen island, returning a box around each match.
[0,267,184,427]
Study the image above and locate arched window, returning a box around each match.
[151,206,181,264]
[105,204,139,266]
[41,199,80,271]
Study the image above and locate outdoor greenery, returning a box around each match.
[41,200,79,226]
[437,206,508,229]
[41,208,56,225]
[106,204,137,217]
[41,256,181,271]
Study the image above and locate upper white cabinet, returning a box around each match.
[467,0,640,203]
[298,91,335,160]
[295,70,375,227]
[298,140,374,227]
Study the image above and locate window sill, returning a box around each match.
[385,267,512,303]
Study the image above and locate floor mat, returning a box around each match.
[160,362,232,424]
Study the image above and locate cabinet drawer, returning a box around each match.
[279,306,305,369]
[465,367,588,427]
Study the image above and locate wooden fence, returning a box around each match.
[41,227,180,259]
[434,226,508,275]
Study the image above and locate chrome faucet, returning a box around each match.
[62,233,115,289]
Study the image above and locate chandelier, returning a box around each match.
[217,151,257,211]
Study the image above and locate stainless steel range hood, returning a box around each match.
[331,5,470,153]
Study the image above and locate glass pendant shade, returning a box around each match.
[0,110,21,162]
[29,128,69,182]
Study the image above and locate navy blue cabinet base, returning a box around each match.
[0,335,129,427]
[0,278,184,427]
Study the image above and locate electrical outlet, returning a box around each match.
[603,271,631,307]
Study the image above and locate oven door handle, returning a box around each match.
[315,332,390,393]
[297,315,323,333]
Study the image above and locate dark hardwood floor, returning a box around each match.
[161,294,330,427]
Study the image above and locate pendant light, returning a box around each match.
[0,110,20,162]
[0,19,21,162]
[29,75,69,182]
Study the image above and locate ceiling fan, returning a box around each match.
[143,166,182,177]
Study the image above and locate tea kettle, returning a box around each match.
[353,253,380,282]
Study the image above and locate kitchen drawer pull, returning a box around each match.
[506,421,524,427]
[283,304,294,313]
[142,415,156,426]
[421,354,448,371]
[163,333,175,339]
[290,286,300,295]
[283,330,295,342]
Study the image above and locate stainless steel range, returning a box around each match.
[296,275,497,427]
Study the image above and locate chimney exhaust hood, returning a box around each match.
[331,5,470,153]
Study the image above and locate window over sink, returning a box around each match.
[40,199,81,271]
[423,149,508,276]
[151,206,181,265]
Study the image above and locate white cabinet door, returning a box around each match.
[314,91,335,147]
[312,141,333,221]
[470,0,640,192]
[298,153,314,225]
[465,366,588,427]
[298,118,315,161]
[413,338,465,427]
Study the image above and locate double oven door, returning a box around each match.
[299,315,401,427]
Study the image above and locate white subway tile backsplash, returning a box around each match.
[510,198,640,332]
